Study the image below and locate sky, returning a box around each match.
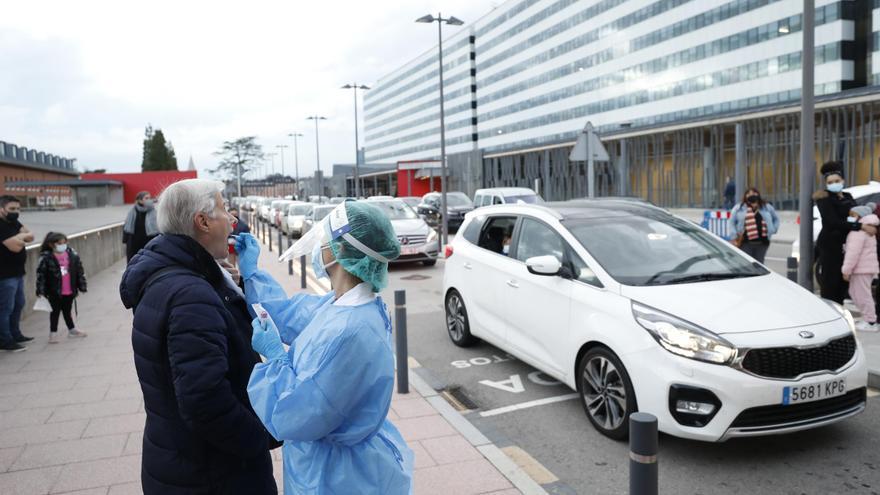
[0,0,497,180]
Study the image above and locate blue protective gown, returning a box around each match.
[245,270,414,495]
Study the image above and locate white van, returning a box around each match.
[473,187,543,208]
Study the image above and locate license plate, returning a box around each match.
[402,246,421,256]
[782,378,846,405]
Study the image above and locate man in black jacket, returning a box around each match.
[120,179,278,494]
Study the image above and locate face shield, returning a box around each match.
[278,201,392,264]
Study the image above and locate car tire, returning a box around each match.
[423,259,438,267]
[445,290,478,347]
[576,347,637,440]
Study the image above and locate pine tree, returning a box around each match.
[141,125,180,171]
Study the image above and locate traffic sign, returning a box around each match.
[569,121,610,162]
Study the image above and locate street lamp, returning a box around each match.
[342,83,370,198]
[416,13,464,247]
[288,133,303,199]
[266,152,277,177]
[307,116,328,197]
[276,145,289,197]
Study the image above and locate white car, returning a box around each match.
[444,201,867,441]
[791,181,880,261]
[285,202,314,237]
[473,187,543,208]
[370,199,439,266]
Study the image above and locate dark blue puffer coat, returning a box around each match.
[120,234,278,495]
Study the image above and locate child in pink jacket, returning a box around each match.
[842,204,880,331]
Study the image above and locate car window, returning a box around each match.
[568,247,603,287]
[493,196,504,205]
[857,193,880,207]
[477,216,516,255]
[515,218,564,263]
[474,195,483,206]
[462,216,486,244]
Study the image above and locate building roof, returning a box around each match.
[6,179,122,188]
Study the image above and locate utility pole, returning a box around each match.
[289,133,303,198]
[798,0,815,289]
[307,116,327,196]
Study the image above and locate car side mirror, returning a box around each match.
[525,255,562,276]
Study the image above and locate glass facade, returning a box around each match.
[365,0,858,163]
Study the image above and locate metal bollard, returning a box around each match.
[268,225,273,252]
[300,255,307,289]
[629,412,658,495]
[394,290,409,394]
[787,257,798,283]
[277,228,283,256]
[288,235,293,275]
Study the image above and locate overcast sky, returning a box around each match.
[0,0,495,179]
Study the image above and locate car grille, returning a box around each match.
[730,388,866,429]
[398,235,427,245]
[740,335,856,379]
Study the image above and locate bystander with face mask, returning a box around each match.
[728,188,779,264]
[123,191,159,262]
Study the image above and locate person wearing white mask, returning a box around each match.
[36,232,88,343]
[813,161,878,303]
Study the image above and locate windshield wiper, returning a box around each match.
[657,272,759,285]
[643,253,728,285]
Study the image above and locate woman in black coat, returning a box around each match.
[814,161,877,303]
[36,232,87,343]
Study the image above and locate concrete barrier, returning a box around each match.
[21,222,125,319]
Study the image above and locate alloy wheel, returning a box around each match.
[581,356,628,430]
[446,294,465,341]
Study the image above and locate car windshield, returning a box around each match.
[290,204,312,215]
[371,200,419,220]
[505,194,542,204]
[565,213,767,286]
[313,207,334,220]
[428,193,472,207]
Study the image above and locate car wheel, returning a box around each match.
[576,347,637,440]
[445,290,477,347]
[423,259,437,267]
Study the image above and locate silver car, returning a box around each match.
[301,205,336,238]
[286,202,315,237]
[368,199,439,266]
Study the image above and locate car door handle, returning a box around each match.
[506,280,519,288]
[463,262,473,270]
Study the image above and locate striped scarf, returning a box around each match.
[744,208,762,241]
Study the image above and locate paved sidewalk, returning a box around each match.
[0,230,532,494]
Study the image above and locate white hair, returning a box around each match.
[157,179,225,237]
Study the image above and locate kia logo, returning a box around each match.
[798,331,814,339]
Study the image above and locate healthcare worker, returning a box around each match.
[236,199,413,495]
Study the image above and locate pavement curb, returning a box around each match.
[410,370,549,495]
[869,369,880,389]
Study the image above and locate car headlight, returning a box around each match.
[426,229,438,243]
[823,299,856,334]
[632,302,737,364]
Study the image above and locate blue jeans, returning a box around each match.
[0,276,25,345]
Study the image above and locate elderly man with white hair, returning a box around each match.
[120,179,279,495]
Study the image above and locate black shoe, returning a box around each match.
[1,342,27,352]
[14,336,34,343]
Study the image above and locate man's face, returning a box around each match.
[0,201,21,221]
[138,194,152,206]
[195,192,234,259]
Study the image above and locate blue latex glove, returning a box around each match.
[236,233,260,280]
[251,317,287,362]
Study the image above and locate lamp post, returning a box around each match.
[416,13,464,247]
[342,83,370,198]
[288,133,303,198]
[798,0,816,290]
[276,144,289,196]
[266,152,277,177]
[307,116,328,197]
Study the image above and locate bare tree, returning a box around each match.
[211,137,265,196]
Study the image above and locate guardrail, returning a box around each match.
[701,210,733,240]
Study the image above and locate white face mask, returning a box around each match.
[502,244,510,255]
[54,243,68,253]
[848,216,859,223]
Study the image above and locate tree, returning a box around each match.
[141,125,179,171]
[211,137,265,196]
[82,168,107,174]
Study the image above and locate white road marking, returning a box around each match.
[479,393,579,417]
[765,256,787,262]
